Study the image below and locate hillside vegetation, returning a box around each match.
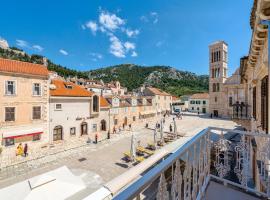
[0,48,208,96]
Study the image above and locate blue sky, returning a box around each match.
[0,0,253,75]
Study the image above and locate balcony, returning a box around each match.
[87,127,270,200]
[232,103,250,120]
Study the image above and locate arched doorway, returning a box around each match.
[81,122,88,135]
[101,120,106,131]
[53,125,63,141]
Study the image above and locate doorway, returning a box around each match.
[213,110,218,117]
[53,125,63,141]
[81,122,88,135]
[202,108,206,114]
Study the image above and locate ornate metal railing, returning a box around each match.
[112,127,270,200]
[232,103,250,119]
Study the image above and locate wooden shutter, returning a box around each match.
[261,76,268,133]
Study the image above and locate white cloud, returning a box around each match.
[16,39,29,48]
[140,16,148,22]
[156,41,164,47]
[59,49,68,56]
[141,12,158,24]
[85,21,98,34]
[90,52,103,60]
[99,11,125,31]
[126,29,139,38]
[124,42,135,51]
[131,51,138,57]
[32,45,44,51]
[16,39,44,52]
[83,10,139,58]
[81,24,86,30]
[109,34,125,58]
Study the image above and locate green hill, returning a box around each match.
[0,48,208,96]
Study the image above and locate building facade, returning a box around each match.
[0,58,49,148]
[188,93,209,113]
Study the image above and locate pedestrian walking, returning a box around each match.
[23,143,28,157]
[113,126,116,134]
[129,124,131,130]
[169,124,173,132]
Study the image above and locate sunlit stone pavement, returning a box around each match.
[0,112,239,193]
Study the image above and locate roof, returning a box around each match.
[146,87,171,96]
[190,93,209,99]
[0,166,86,200]
[0,58,48,77]
[172,96,180,101]
[50,79,93,97]
[100,96,110,107]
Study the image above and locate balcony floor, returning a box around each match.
[205,181,261,200]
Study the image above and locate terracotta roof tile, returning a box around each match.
[100,96,110,107]
[0,58,48,77]
[147,87,171,96]
[50,79,93,97]
[190,93,209,99]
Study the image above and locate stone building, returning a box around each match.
[239,0,270,134]
[142,87,172,115]
[49,79,94,142]
[188,93,209,114]
[0,58,49,148]
[209,41,246,118]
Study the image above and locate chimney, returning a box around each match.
[43,57,48,67]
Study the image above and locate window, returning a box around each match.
[213,83,216,92]
[5,81,16,95]
[229,97,233,107]
[5,107,15,121]
[216,83,220,92]
[92,124,97,132]
[33,83,41,96]
[32,106,41,120]
[133,116,136,121]
[253,87,256,119]
[70,127,76,136]
[33,134,41,141]
[197,107,200,111]
[196,101,200,104]
[203,101,206,105]
[215,97,218,102]
[55,104,62,110]
[192,107,194,110]
[114,119,118,125]
[5,138,14,146]
[93,96,99,112]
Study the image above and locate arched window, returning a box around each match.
[216,83,220,92]
[213,83,216,92]
[93,95,99,112]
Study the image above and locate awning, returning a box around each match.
[2,128,43,139]
[140,110,156,115]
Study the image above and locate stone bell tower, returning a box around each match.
[209,41,228,117]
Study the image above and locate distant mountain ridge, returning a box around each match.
[0,47,208,96]
[88,64,209,96]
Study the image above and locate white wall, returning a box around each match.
[188,99,209,114]
[49,98,92,141]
